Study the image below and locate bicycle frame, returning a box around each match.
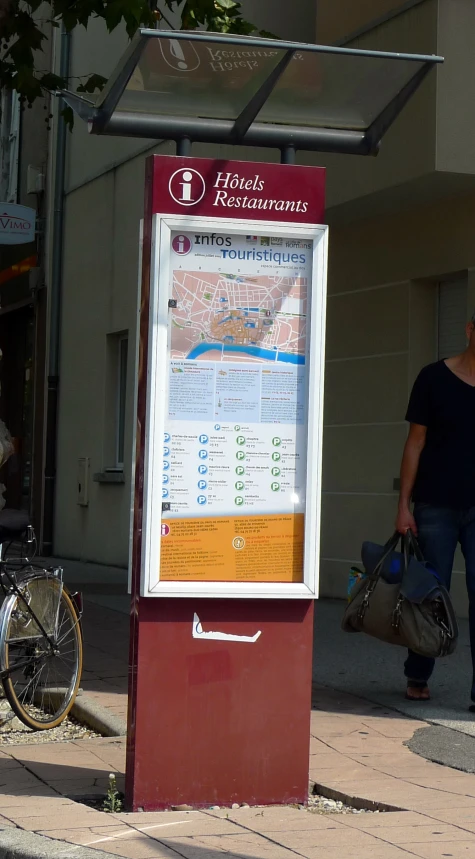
[0,524,84,666]
[0,525,84,730]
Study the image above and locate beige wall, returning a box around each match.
[66,20,152,193]
[322,190,475,616]
[55,157,144,564]
[314,0,475,219]
[241,0,316,42]
[436,0,475,175]
[317,0,409,44]
[306,0,439,216]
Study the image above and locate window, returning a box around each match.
[103,330,129,473]
[116,335,128,468]
[438,278,468,360]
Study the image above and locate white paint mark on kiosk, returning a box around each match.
[192,612,261,643]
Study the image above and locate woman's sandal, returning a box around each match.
[406,680,430,701]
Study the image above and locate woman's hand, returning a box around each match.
[395,504,417,536]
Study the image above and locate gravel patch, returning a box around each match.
[200,796,378,815]
[0,698,101,744]
[308,793,376,814]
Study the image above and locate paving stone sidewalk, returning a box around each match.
[1,600,475,859]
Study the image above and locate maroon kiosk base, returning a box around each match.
[126,597,314,810]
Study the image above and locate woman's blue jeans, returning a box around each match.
[404,503,475,699]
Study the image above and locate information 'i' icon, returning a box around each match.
[180,172,193,201]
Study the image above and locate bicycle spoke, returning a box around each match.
[14,660,46,704]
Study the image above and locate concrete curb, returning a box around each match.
[72,694,127,737]
[0,828,120,859]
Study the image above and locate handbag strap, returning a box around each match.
[372,531,401,578]
[372,530,425,580]
[403,529,425,564]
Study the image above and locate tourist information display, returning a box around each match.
[135,156,327,598]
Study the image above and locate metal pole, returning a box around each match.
[43,25,70,555]
[281,145,296,164]
[176,137,192,156]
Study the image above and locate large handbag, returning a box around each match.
[341,531,458,658]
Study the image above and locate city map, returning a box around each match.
[171,271,307,363]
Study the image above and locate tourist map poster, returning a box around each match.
[159,230,312,583]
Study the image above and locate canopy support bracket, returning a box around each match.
[231,50,295,142]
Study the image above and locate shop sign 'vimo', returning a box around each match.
[0,204,36,245]
[134,155,328,599]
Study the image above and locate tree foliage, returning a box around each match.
[0,0,268,109]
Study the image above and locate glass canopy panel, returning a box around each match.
[118,36,288,119]
[259,52,426,130]
[111,33,431,132]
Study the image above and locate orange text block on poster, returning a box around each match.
[160,514,304,582]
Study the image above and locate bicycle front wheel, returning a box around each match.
[0,577,83,730]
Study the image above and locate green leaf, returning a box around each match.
[0,0,274,113]
[38,71,65,89]
[60,104,75,130]
[77,72,107,92]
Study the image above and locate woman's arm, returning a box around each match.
[395,423,427,535]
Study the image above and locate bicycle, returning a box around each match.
[0,509,83,731]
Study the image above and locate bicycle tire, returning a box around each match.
[0,577,83,730]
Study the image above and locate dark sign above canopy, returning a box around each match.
[62,30,443,156]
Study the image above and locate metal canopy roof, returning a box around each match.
[62,30,443,156]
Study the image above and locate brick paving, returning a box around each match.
[0,600,475,858]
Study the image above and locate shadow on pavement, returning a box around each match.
[313,598,475,735]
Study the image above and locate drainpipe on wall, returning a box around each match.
[42,25,70,555]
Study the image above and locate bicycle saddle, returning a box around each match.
[0,509,29,541]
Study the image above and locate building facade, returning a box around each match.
[43,0,475,615]
[314,0,475,615]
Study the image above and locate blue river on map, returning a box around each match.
[186,342,305,364]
